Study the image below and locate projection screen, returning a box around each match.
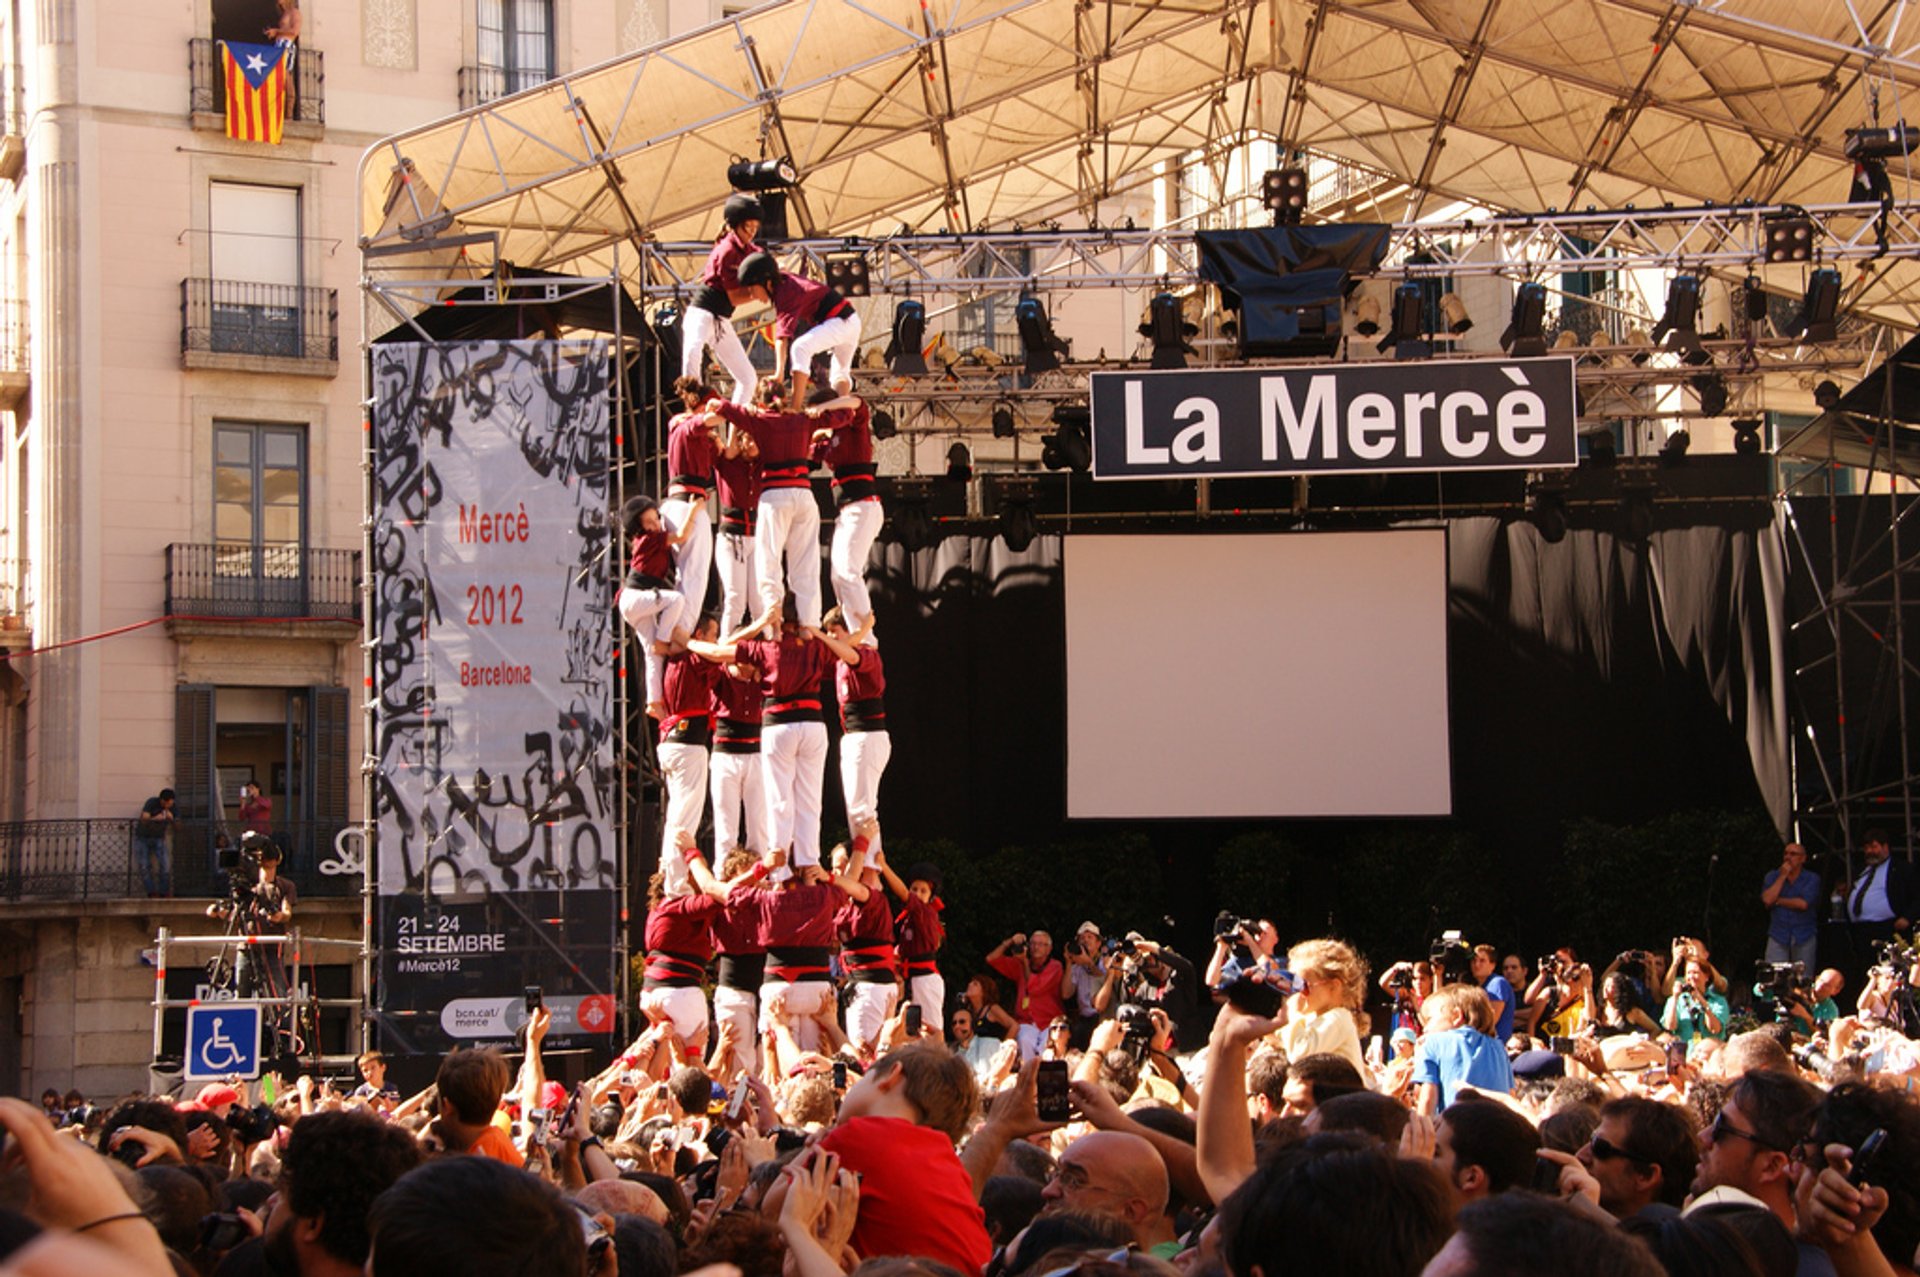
[1065,530,1451,818]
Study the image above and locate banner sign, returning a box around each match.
[1089,356,1579,480]
[371,339,619,1056]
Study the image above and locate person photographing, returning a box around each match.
[206,831,297,1000]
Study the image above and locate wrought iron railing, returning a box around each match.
[189,38,325,126]
[0,298,25,373]
[0,819,360,902]
[180,279,338,363]
[459,64,552,110]
[165,543,360,621]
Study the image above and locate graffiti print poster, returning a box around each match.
[371,340,620,1055]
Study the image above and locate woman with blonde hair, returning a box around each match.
[1274,938,1369,1071]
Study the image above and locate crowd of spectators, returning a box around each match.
[3,836,1920,1277]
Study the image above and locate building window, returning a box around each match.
[215,422,306,578]
[477,0,552,94]
[208,182,304,358]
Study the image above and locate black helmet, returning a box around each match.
[619,495,658,539]
[737,251,779,290]
[722,193,763,228]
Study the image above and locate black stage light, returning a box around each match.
[870,408,897,440]
[1528,488,1568,545]
[1042,406,1092,472]
[1791,267,1842,342]
[1731,417,1764,455]
[1691,373,1728,417]
[1814,379,1842,409]
[888,498,934,552]
[999,498,1038,552]
[825,250,870,298]
[1500,282,1547,357]
[1763,211,1815,263]
[727,156,799,191]
[885,301,928,375]
[1744,275,1769,323]
[652,301,684,380]
[1016,296,1070,375]
[945,441,972,483]
[1139,292,1197,369]
[991,402,1017,439]
[1652,275,1706,361]
[1261,166,1309,225]
[1379,282,1430,360]
[1660,427,1692,462]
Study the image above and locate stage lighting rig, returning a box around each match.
[870,408,898,440]
[1652,275,1709,364]
[1439,292,1472,335]
[991,402,1017,439]
[727,156,798,240]
[1499,283,1547,357]
[1016,296,1070,375]
[825,250,871,297]
[1262,167,1309,225]
[1763,210,1815,263]
[1527,482,1569,545]
[997,487,1039,552]
[1139,292,1197,369]
[1042,406,1092,473]
[1350,294,1382,337]
[888,494,935,552]
[945,441,972,483]
[1691,373,1728,418]
[1378,282,1430,360]
[885,301,928,375]
[1791,268,1842,342]
[1731,418,1764,456]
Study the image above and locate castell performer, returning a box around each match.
[885,858,947,1037]
[808,393,882,635]
[823,606,888,863]
[655,615,722,899]
[661,379,722,643]
[680,193,763,404]
[638,834,729,1066]
[617,495,694,719]
[832,826,898,1055]
[710,657,769,861]
[708,391,823,629]
[735,250,863,406]
[712,418,761,631]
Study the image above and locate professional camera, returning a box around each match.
[1214,912,1252,942]
[1869,937,1916,977]
[1538,953,1563,977]
[1751,959,1808,1021]
[1104,934,1139,959]
[1430,930,1474,986]
[225,1103,280,1146]
[1114,1002,1154,1064]
[215,831,273,905]
[1008,939,1027,956]
[1386,965,1416,993]
[1615,950,1651,984]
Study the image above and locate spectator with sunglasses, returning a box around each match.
[1576,1096,1700,1220]
[1684,1070,1831,1274]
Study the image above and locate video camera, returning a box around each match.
[214,831,277,906]
[1114,1002,1154,1065]
[1214,912,1253,942]
[1752,958,1808,1011]
[1430,930,1474,986]
[1870,937,1916,977]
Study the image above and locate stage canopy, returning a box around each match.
[360,1,1920,325]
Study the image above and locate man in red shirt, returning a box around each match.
[639,833,733,1066]
[737,250,863,406]
[832,832,898,1056]
[988,931,1067,1060]
[656,615,722,899]
[681,194,763,405]
[709,394,822,629]
[712,421,761,631]
[708,657,768,860]
[808,393,882,634]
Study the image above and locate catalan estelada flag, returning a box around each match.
[218,41,288,144]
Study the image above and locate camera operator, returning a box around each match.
[1379,959,1436,1035]
[1096,933,1203,1051]
[1660,955,1728,1045]
[1779,967,1845,1036]
[206,831,297,999]
[1061,921,1109,1041]
[1659,935,1727,1001]
[987,929,1065,1059]
[1523,948,1592,1039]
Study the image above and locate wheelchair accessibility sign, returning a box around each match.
[185,1004,261,1080]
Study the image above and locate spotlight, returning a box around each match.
[944,441,972,483]
[1652,275,1706,361]
[998,497,1038,552]
[1744,275,1769,323]
[1619,488,1654,543]
[1139,292,1197,370]
[1379,282,1430,360]
[1042,406,1092,472]
[990,402,1017,439]
[824,250,871,298]
[1586,428,1618,467]
[885,301,928,375]
[1691,373,1728,417]
[1528,488,1569,544]
[1439,292,1473,335]
[726,156,799,191]
[1763,211,1815,263]
[887,497,935,552]
[1731,417,1764,455]
[870,408,897,440]
[1791,267,1842,342]
[1016,296,1070,375]
[1350,294,1382,337]
[1261,167,1309,225]
[1623,327,1653,366]
[1660,426,1692,462]
[1813,379,1841,410]
[1499,282,1548,357]
[1844,124,1917,163]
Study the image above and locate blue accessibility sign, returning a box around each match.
[185,1004,261,1080]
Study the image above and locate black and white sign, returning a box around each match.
[1089,357,1579,480]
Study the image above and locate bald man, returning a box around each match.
[573,1178,668,1226]
[1040,1131,1180,1258]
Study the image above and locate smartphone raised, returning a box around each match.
[1549,1036,1575,1055]
[527,1107,550,1147]
[832,1060,848,1091]
[1036,1058,1071,1122]
[1223,974,1284,1019]
[1848,1128,1888,1188]
[725,1075,749,1123]
[904,1003,924,1036]
[525,985,543,1014]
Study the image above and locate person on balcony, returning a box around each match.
[135,788,176,898]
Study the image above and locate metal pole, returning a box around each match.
[358,271,378,1062]
[151,926,169,1073]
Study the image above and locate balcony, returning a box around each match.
[165,543,360,623]
[458,64,552,110]
[0,299,25,409]
[180,279,338,376]
[189,38,324,138]
[0,819,360,903]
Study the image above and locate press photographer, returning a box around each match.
[1094,933,1203,1050]
[206,830,297,999]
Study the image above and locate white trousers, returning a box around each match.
[661,498,712,631]
[713,983,760,1075]
[641,986,710,1044]
[716,530,758,632]
[790,312,863,392]
[762,720,827,874]
[756,489,822,626]
[908,972,947,1034]
[828,498,884,632]
[839,729,891,855]
[657,741,709,897]
[619,586,684,705]
[710,748,768,856]
[758,979,831,1052]
[680,306,758,406]
[846,981,900,1051]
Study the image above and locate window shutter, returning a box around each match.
[312,685,349,827]
[173,685,215,820]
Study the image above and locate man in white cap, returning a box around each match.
[1061,920,1108,1043]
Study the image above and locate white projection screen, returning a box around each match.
[1065,530,1452,818]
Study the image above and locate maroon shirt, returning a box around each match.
[694,233,756,317]
[754,882,842,980]
[837,889,897,982]
[712,666,764,752]
[713,883,767,989]
[714,402,815,492]
[660,653,722,746]
[735,634,830,723]
[714,447,761,535]
[813,401,878,506]
[629,529,671,585]
[666,412,719,493]
[768,272,851,340]
[836,645,886,732]
[643,893,720,987]
[895,894,946,970]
